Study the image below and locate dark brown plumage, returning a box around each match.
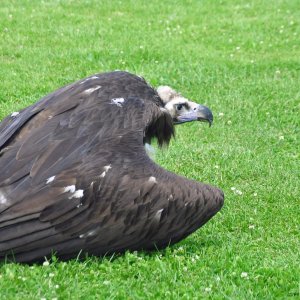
[0,71,224,262]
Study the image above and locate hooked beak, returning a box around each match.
[175,104,213,126]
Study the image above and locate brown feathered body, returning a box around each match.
[0,71,223,262]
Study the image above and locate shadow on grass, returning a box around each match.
[0,232,223,268]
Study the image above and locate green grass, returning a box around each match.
[0,0,299,299]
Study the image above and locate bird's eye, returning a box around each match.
[176,104,183,111]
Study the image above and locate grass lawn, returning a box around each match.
[0,0,299,299]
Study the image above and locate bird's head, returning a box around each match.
[157,86,213,126]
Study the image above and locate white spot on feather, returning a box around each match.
[69,189,84,199]
[168,194,174,201]
[87,230,97,236]
[63,185,76,193]
[148,176,157,183]
[79,229,97,238]
[46,176,55,184]
[111,98,125,107]
[154,209,164,222]
[11,112,19,117]
[103,165,112,171]
[80,76,99,84]
[83,85,101,94]
[100,171,106,178]
[0,192,7,205]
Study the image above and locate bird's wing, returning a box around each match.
[0,72,223,262]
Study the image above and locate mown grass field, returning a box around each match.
[0,0,299,299]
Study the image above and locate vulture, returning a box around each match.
[0,71,224,263]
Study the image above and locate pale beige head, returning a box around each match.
[157,86,213,125]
